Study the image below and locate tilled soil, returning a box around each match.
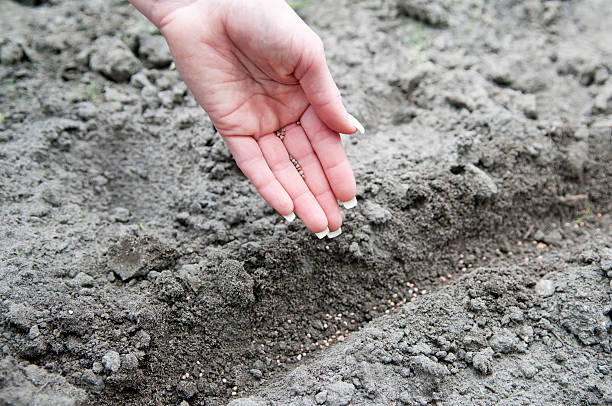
[0,0,610,405]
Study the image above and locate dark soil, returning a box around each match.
[0,0,610,405]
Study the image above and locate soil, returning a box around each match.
[0,0,610,405]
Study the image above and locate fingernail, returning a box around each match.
[283,212,296,223]
[327,227,342,239]
[315,227,329,239]
[341,197,358,209]
[347,113,365,135]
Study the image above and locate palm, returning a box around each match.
[196,44,310,139]
[132,0,363,236]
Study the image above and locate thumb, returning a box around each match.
[295,35,365,135]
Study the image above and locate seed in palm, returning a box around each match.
[289,155,305,180]
[274,127,286,141]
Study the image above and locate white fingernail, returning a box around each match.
[283,212,296,223]
[347,113,365,135]
[327,227,342,239]
[341,197,358,209]
[315,227,329,239]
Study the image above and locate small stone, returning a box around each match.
[134,330,151,349]
[121,353,139,370]
[102,350,121,373]
[397,0,449,27]
[72,272,94,287]
[92,361,104,374]
[445,92,474,111]
[138,34,173,68]
[543,229,563,245]
[579,250,600,264]
[469,298,487,312]
[28,325,40,340]
[315,390,327,405]
[81,369,105,389]
[109,207,130,223]
[520,362,538,379]
[407,342,432,355]
[175,212,192,226]
[535,279,555,297]
[362,201,392,225]
[490,329,520,354]
[0,40,25,65]
[408,355,450,377]
[249,369,263,379]
[177,381,198,399]
[89,36,141,82]
[465,164,498,198]
[5,302,36,331]
[473,347,494,374]
[519,94,538,119]
[107,235,178,281]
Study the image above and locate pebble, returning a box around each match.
[71,272,94,288]
[176,381,198,399]
[315,390,327,405]
[520,362,538,379]
[102,350,121,373]
[89,36,142,82]
[323,381,354,406]
[121,353,139,370]
[109,207,130,223]
[535,279,555,297]
[249,369,263,379]
[472,347,494,375]
[138,34,172,68]
[0,40,25,65]
[362,201,392,225]
[28,325,40,340]
[92,361,104,374]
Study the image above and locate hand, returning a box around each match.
[130,0,364,237]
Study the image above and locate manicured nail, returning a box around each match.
[341,197,358,209]
[347,113,365,135]
[327,227,342,239]
[283,212,296,223]
[315,227,329,239]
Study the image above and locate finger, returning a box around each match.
[295,34,364,135]
[283,124,343,233]
[300,106,357,207]
[223,135,294,219]
[257,133,329,235]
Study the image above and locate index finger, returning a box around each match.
[223,135,295,219]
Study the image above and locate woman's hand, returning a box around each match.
[130,0,364,238]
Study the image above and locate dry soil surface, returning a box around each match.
[0,0,611,405]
